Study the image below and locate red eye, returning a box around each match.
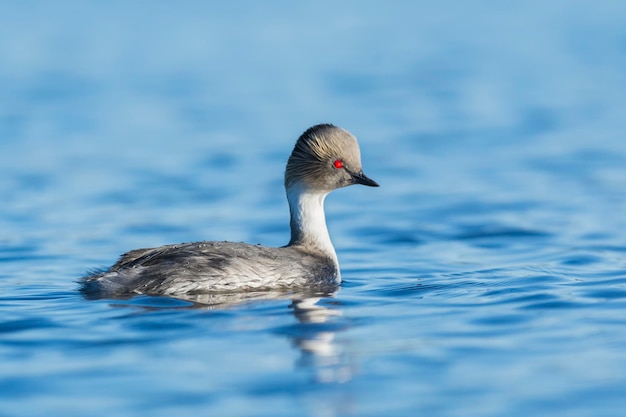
[333,159,344,169]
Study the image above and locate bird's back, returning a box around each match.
[81,241,339,297]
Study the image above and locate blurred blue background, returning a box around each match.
[1,2,626,416]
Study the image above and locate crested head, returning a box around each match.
[285,124,379,192]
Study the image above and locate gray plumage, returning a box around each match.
[82,242,336,296]
[80,124,378,298]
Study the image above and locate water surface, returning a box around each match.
[1,2,626,416]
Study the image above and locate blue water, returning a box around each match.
[2,1,626,416]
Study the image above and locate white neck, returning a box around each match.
[286,184,338,265]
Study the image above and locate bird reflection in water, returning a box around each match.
[286,296,353,384]
[184,290,353,384]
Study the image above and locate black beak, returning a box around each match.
[350,170,379,187]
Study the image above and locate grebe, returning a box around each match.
[81,124,378,297]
